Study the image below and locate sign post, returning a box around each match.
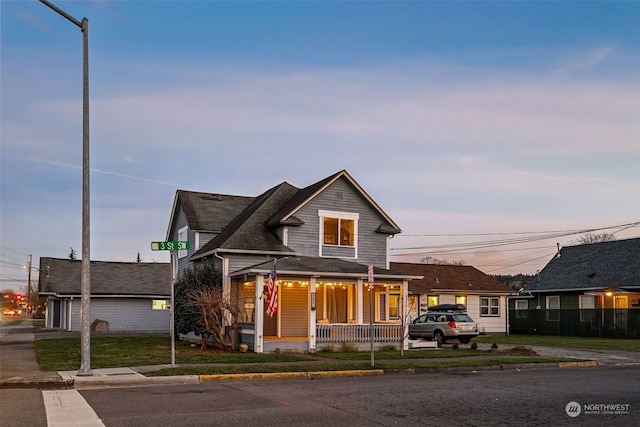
[368,265,375,367]
[152,241,189,367]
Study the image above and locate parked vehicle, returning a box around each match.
[409,311,479,344]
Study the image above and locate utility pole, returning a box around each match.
[39,0,92,376]
[26,255,32,314]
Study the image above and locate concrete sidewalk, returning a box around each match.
[0,320,72,390]
[4,318,638,391]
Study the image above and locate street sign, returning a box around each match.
[151,241,189,251]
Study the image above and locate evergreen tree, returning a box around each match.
[174,261,222,349]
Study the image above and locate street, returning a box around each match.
[2,365,635,427]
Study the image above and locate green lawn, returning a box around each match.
[33,335,589,374]
[474,334,640,352]
[35,337,310,372]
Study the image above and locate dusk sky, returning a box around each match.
[1,1,639,293]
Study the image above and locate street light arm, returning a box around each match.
[39,0,83,29]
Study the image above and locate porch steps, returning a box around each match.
[408,339,439,349]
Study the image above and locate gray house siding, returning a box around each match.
[285,178,389,268]
[68,298,169,332]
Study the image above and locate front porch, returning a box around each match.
[239,323,405,353]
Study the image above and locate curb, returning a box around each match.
[0,379,74,390]
[200,369,384,383]
[558,360,599,368]
[73,375,200,389]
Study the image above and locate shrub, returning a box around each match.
[340,342,358,352]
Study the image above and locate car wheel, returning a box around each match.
[434,331,445,345]
[459,337,471,344]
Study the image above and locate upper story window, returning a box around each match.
[178,226,188,258]
[319,210,358,247]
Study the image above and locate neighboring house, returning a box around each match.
[390,263,515,335]
[38,257,171,332]
[165,170,421,352]
[511,238,640,337]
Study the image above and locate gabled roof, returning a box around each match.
[232,256,422,281]
[38,257,170,297]
[266,170,401,234]
[166,190,254,237]
[184,170,401,260]
[192,182,299,259]
[525,237,640,293]
[390,262,514,295]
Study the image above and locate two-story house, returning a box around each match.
[165,170,421,352]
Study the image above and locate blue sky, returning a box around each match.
[1,1,639,293]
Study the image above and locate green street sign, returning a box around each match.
[151,241,189,251]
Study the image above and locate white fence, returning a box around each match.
[316,324,402,343]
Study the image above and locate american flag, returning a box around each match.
[265,259,278,317]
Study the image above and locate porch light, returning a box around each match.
[605,291,613,297]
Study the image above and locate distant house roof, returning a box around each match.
[390,263,514,295]
[232,256,422,281]
[38,257,170,297]
[178,170,401,260]
[524,237,640,293]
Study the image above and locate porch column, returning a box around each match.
[254,274,264,353]
[309,277,317,352]
[356,278,363,323]
[402,280,409,350]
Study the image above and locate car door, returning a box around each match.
[410,314,429,338]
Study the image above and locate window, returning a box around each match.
[323,217,354,246]
[515,299,528,318]
[480,297,500,317]
[579,295,595,323]
[427,296,439,308]
[152,300,170,310]
[455,295,466,306]
[319,211,358,248]
[546,295,560,321]
[318,282,356,323]
[377,290,401,322]
[178,226,188,258]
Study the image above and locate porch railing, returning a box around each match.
[316,324,403,343]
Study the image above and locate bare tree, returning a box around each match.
[420,256,465,266]
[575,232,616,245]
[189,287,240,351]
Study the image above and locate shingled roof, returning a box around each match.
[172,190,255,233]
[38,257,170,297]
[525,237,640,293]
[232,256,421,281]
[191,182,299,259]
[390,263,514,295]
[186,170,401,260]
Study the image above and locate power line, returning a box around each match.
[394,221,640,238]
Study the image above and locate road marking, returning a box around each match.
[43,390,105,427]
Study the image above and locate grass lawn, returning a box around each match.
[474,334,640,352]
[34,335,582,374]
[35,337,310,372]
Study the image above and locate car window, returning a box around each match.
[436,315,447,322]
[415,315,427,324]
[426,315,436,322]
[453,314,474,322]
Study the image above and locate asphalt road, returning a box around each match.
[72,366,638,427]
